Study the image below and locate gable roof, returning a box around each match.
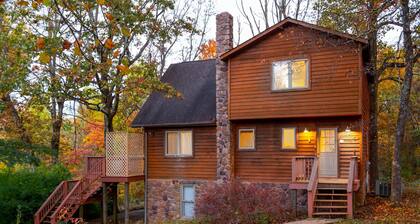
[131,59,216,128]
[221,17,368,60]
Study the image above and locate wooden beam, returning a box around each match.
[102,183,107,224]
[124,182,129,224]
[113,184,118,224]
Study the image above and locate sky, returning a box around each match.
[210,0,401,46]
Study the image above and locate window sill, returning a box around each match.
[271,87,311,93]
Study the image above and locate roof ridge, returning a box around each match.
[170,58,216,66]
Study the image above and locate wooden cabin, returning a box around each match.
[37,13,370,224]
[132,14,370,223]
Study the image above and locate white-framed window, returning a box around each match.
[165,130,193,156]
[238,128,255,150]
[281,127,297,149]
[272,59,309,90]
[181,184,195,218]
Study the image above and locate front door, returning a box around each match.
[318,128,338,177]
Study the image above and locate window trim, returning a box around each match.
[164,130,194,157]
[271,58,310,92]
[181,184,195,219]
[238,128,256,151]
[281,127,297,150]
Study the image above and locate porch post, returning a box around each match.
[124,182,129,224]
[102,183,108,224]
[113,184,118,224]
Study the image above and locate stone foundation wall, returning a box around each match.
[147,179,307,223]
[147,179,212,223]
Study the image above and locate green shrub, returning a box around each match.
[0,164,71,224]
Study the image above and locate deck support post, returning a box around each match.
[102,183,108,224]
[291,189,297,217]
[79,204,84,220]
[113,184,118,224]
[124,182,129,224]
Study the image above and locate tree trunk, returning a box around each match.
[51,99,64,163]
[1,94,31,144]
[366,5,379,192]
[391,0,414,203]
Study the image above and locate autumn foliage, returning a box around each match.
[199,39,217,60]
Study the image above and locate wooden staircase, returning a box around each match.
[313,184,349,217]
[307,157,358,218]
[34,157,105,224]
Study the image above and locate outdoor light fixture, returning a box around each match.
[304,128,308,133]
[345,126,351,133]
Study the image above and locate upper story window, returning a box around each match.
[238,128,255,150]
[272,59,309,91]
[165,130,193,156]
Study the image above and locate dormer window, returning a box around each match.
[272,59,309,91]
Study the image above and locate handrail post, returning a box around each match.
[292,157,296,182]
[307,157,318,218]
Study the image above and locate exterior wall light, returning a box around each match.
[345,126,351,133]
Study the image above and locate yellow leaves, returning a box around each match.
[31,1,38,9]
[39,52,50,64]
[62,40,71,50]
[74,40,82,56]
[116,64,129,73]
[121,27,131,37]
[16,1,29,6]
[104,38,115,49]
[83,2,93,11]
[96,0,106,5]
[36,37,45,50]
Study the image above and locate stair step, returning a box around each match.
[313,212,348,216]
[317,193,347,196]
[315,205,348,208]
[315,199,347,202]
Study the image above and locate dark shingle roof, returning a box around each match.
[131,59,216,127]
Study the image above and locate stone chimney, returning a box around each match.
[216,12,233,182]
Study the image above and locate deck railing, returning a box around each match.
[346,156,358,218]
[292,156,316,182]
[105,132,144,177]
[307,157,319,218]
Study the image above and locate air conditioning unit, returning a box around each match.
[375,180,391,197]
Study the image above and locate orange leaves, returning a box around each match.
[104,38,115,49]
[36,37,45,50]
[116,64,129,73]
[113,49,120,58]
[62,40,72,50]
[105,13,113,21]
[199,39,217,60]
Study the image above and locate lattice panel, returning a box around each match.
[106,132,144,177]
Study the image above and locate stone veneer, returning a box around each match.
[147,179,307,223]
[216,12,233,182]
[147,179,211,224]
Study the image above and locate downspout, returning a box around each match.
[143,129,148,224]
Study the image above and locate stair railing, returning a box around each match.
[307,157,319,218]
[346,156,358,218]
[34,181,69,224]
[50,156,105,224]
